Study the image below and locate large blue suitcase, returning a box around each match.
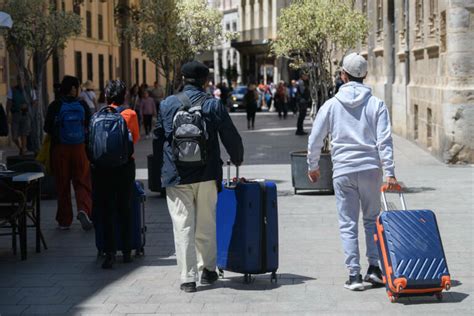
[94,180,147,256]
[375,185,451,303]
[216,164,279,283]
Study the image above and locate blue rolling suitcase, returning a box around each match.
[375,184,451,303]
[217,163,279,283]
[94,180,147,256]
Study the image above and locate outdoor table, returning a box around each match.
[0,171,44,260]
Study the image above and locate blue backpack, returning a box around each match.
[59,100,86,144]
[88,106,134,168]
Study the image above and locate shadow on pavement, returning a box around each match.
[404,187,436,193]
[397,292,469,305]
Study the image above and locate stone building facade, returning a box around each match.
[233,0,291,84]
[357,0,473,163]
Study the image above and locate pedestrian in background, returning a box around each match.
[139,90,156,138]
[295,73,311,135]
[91,80,140,269]
[289,80,298,115]
[6,76,36,155]
[44,75,93,231]
[307,53,398,291]
[97,89,107,110]
[80,80,98,113]
[155,61,244,293]
[244,83,258,129]
[275,81,288,119]
[149,81,164,114]
[130,84,141,129]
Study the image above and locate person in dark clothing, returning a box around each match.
[334,70,344,94]
[275,81,289,119]
[44,75,93,231]
[295,73,311,135]
[154,61,244,293]
[91,80,140,269]
[244,83,258,129]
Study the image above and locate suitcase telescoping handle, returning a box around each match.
[226,160,239,187]
[381,183,407,211]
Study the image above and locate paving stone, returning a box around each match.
[201,303,247,313]
[113,303,160,314]
[105,295,151,304]
[0,304,28,315]
[68,304,117,314]
[21,304,72,314]
[156,303,204,313]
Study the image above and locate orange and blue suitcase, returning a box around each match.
[216,162,279,283]
[375,184,451,303]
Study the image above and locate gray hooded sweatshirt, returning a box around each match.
[307,81,395,178]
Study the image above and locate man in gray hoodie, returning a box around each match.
[307,53,398,291]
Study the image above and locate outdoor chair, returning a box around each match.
[0,179,27,257]
[7,161,48,251]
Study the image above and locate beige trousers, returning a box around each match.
[166,180,218,283]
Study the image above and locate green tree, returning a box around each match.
[2,0,82,152]
[272,0,368,117]
[130,0,227,95]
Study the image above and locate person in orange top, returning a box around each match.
[91,80,140,269]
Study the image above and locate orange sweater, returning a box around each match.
[111,104,140,144]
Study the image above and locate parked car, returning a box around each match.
[230,86,248,111]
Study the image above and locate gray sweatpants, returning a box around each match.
[333,168,382,276]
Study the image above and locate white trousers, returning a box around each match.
[166,180,218,283]
[333,168,382,276]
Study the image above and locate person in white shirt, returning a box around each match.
[79,80,97,113]
[307,52,399,291]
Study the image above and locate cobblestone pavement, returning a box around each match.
[0,112,472,315]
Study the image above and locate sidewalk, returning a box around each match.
[0,113,472,315]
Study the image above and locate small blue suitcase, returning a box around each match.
[94,180,147,256]
[375,185,451,303]
[217,163,279,283]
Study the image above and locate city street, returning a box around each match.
[0,112,472,315]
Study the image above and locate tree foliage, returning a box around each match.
[2,0,82,151]
[273,0,367,117]
[130,0,226,95]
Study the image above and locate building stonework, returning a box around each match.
[358,0,474,163]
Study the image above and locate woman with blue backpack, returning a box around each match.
[44,75,93,231]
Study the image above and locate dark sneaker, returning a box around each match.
[295,130,308,136]
[364,265,384,286]
[344,274,365,291]
[77,210,93,231]
[201,268,219,285]
[180,282,197,293]
[102,253,116,269]
[123,251,133,263]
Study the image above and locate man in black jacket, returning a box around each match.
[155,61,244,293]
[295,73,311,135]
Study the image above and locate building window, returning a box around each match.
[53,50,60,85]
[142,60,147,84]
[428,0,438,36]
[98,14,104,40]
[440,11,447,52]
[135,58,139,85]
[376,0,383,38]
[98,54,105,90]
[109,55,113,80]
[87,53,93,82]
[75,51,83,83]
[427,107,433,148]
[232,21,237,32]
[86,11,92,38]
[61,0,65,11]
[415,0,424,41]
[414,104,419,140]
[362,0,367,15]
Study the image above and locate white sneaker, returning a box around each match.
[344,274,365,291]
[77,210,93,231]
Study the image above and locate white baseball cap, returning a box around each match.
[342,53,368,78]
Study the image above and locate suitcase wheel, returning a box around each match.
[387,291,398,303]
[435,293,443,301]
[218,269,224,278]
[270,272,277,283]
[243,274,252,284]
[445,283,451,291]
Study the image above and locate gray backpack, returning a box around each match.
[172,93,208,166]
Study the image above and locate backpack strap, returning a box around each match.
[175,92,207,112]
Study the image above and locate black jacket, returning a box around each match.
[44,96,92,146]
[154,85,244,187]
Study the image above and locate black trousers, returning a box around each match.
[297,104,308,132]
[247,111,256,127]
[143,114,153,135]
[92,160,136,254]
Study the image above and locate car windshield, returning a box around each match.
[234,87,247,94]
